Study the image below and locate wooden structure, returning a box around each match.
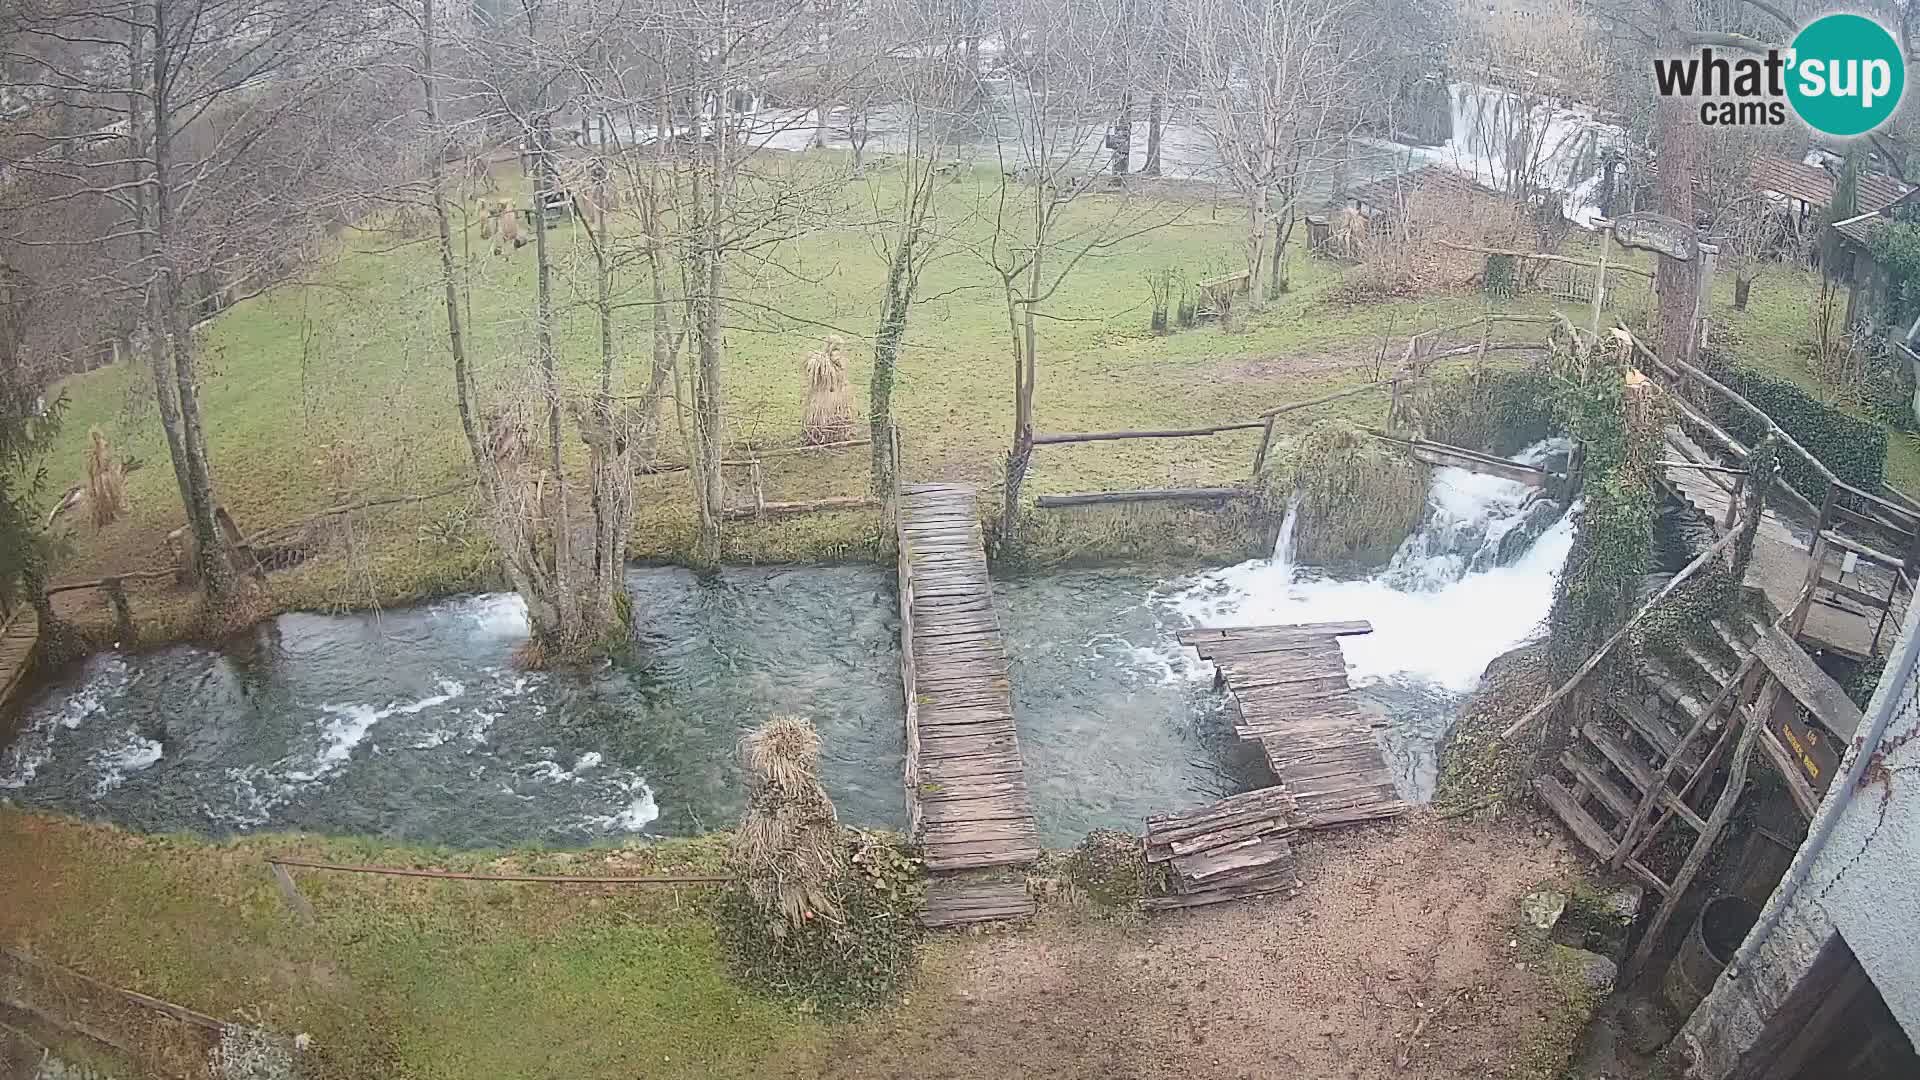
[1178,621,1407,828]
[1142,787,1301,911]
[0,608,38,714]
[1023,314,1559,514]
[895,483,1040,926]
[1633,333,1920,661]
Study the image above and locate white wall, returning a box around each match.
[1682,599,1920,1076]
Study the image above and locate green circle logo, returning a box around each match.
[1787,14,1905,136]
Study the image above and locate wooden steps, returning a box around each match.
[1143,790,1302,912]
[919,876,1035,928]
[897,484,1040,902]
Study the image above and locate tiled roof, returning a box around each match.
[1346,164,1500,210]
[1833,211,1887,248]
[1750,156,1833,205]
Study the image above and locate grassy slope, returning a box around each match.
[37,155,1897,621]
[0,809,825,1079]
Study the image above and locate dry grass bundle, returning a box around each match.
[85,427,127,527]
[1290,419,1429,570]
[801,336,856,445]
[1341,189,1532,301]
[732,715,845,935]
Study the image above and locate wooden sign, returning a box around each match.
[1612,212,1696,261]
[1775,704,1840,795]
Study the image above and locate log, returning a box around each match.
[264,856,726,885]
[1436,239,1656,277]
[1034,487,1253,508]
[719,495,879,520]
[1032,422,1267,445]
[1500,523,1745,740]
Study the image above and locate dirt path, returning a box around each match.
[806,814,1579,1080]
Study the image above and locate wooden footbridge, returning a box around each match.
[1143,621,1408,910]
[895,483,1041,927]
[0,609,39,716]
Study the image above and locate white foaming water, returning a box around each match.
[446,594,531,638]
[90,732,164,797]
[1165,440,1575,694]
[0,656,129,790]
[288,676,466,782]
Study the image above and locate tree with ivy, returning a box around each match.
[0,264,65,622]
[1546,336,1664,690]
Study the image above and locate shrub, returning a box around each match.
[715,828,924,1013]
[1287,419,1429,571]
[1414,363,1557,455]
[1062,828,1155,910]
[1698,352,1887,499]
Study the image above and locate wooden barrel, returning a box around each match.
[1664,894,1760,1015]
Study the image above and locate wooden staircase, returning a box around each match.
[1534,612,1766,899]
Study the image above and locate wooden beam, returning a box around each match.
[1035,487,1253,508]
[1611,652,1763,868]
[1622,699,1767,985]
[1435,239,1655,277]
[1031,422,1268,445]
[1501,524,1745,740]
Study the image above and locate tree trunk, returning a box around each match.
[688,73,729,567]
[530,114,575,641]
[1245,186,1271,311]
[1108,92,1131,186]
[1143,94,1163,177]
[871,245,911,495]
[1270,208,1293,297]
[1734,273,1752,311]
[420,0,484,475]
[1653,37,1700,365]
[144,4,230,602]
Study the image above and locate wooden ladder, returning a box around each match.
[1533,616,1767,899]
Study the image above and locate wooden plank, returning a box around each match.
[1751,625,1865,740]
[1561,750,1636,822]
[1534,775,1618,860]
[1172,833,1293,883]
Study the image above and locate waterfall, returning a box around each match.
[1168,439,1576,694]
[1271,494,1302,569]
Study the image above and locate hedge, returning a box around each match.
[1698,354,1886,501]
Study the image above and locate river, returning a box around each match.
[1,442,1574,848]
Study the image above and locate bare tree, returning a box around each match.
[974,0,1180,532]
[1172,0,1369,306]
[2,0,397,611]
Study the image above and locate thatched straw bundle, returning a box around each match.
[85,427,126,527]
[802,336,856,445]
[732,715,846,936]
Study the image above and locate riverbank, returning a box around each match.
[0,807,1599,1080]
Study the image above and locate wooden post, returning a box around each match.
[1591,225,1612,337]
[749,461,766,519]
[102,577,134,643]
[1621,686,1770,985]
[1790,487,1837,638]
[1723,470,1746,531]
[1251,415,1277,477]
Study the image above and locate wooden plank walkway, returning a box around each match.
[0,609,39,714]
[896,484,1040,879]
[1143,787,1303,911]
[1662,426,1903,660]
[1178,622,1408,829]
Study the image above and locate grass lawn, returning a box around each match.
[0,809,830,1079]
[32,153,1891,630]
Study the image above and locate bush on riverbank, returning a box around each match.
[717,718,925,1013]
[1279,419,1429,571]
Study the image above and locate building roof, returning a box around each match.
[1751,156,1835,206]
[1833,209,1886,248]
[1857,171,1910,214]
[1345,164,1500,211]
